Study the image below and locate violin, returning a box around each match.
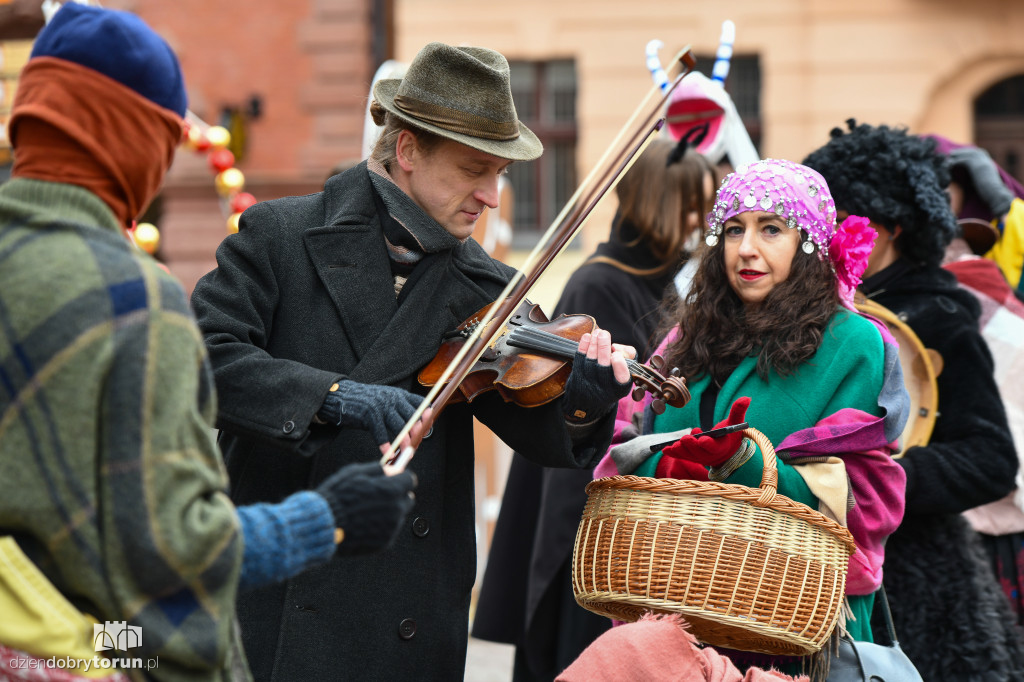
[418,299,690,414]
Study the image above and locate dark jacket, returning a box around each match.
[473,216,679,680]
[862,259,1024,680]
[191,163,611,681]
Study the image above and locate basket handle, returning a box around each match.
[744,428,778,507]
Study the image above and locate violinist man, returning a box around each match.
[191,41,633,681]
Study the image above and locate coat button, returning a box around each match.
[412,517,430,538]
[398,618,416,640]
[283,420,295,434]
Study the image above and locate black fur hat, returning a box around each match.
[802,119,957,268]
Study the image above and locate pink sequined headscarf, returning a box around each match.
[706,158,837,254]
[705,158,877,306]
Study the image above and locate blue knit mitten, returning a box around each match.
[318,379,423,445]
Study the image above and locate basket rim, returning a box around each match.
[585,474,858,555]
[594,426,858,555]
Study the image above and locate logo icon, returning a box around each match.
[93,622,142,652]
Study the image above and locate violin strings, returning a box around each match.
[507,327,657,382]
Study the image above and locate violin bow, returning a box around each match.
[382,46,697,472]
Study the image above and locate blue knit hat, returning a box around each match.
[30,3,187,117]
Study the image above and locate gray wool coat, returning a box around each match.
[191,163,611,681]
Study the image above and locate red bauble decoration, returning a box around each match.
[230,192,257,214]
[208,148,235,173]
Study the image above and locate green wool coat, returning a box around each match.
[0,179,246,682]
[639,307,886,642]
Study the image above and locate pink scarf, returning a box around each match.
[556,613,808,682]
[776,408,906,594]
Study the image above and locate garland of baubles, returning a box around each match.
[128,118,257,256]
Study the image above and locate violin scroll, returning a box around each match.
[632,354,690,415]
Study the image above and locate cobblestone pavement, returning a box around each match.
[464,637,514,682]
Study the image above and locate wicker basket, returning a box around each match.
[572,428,857,656]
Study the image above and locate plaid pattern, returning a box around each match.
[0,179,245,682]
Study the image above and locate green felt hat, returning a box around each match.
[373,42,542,162]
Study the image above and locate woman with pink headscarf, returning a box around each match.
[594,158,909,676]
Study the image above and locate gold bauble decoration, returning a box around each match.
[227,212,241,234]
[183,125,209,152]
[134,222,160,254]
[215,168,245,196]
[205,126,231,150]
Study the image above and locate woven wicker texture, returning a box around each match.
[572,429,857,656]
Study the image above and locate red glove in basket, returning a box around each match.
[659,397,751,472]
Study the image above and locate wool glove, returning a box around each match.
[949,146,1014,218]
[561,350,632,422]
[314,461,417,556]
[661,397,751,468]
[655,456,710,481]
[318,379,423,445]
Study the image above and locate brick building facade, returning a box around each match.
[121,0,386,293]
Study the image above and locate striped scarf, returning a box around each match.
[366,158,463,296]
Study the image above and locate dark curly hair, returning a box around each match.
[661,237,840,384]
[801,119,956,268]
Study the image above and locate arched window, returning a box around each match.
[974,74,1024,184]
